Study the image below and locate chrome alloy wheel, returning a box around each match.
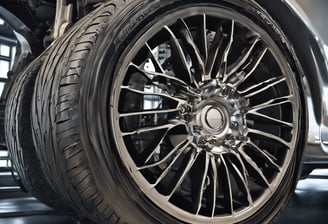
[111,6,300,223]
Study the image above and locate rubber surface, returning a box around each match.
[78,0,305,223]
[26,0,306,223]
[5,52,73,212]
[31,2,131,223]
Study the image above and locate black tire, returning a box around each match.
[35,0,306,223]
[0,100,6,149]
[31,2,127,223]
[5,53,73,212]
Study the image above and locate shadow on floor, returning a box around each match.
[278,169,328,224]
[1,170,328,224]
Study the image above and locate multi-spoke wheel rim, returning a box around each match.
[110,6,299,223]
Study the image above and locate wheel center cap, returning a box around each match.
[205,107,225,130]
[200,105,228,135]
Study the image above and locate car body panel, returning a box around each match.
[256,0,328,164]
[293,0,328,164]
[290,0,328,162]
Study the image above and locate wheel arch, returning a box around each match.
[255,0,327,127]
[0,2,41,54]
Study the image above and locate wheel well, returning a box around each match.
[256,0,326,125]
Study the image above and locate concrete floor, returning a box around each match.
[0,196,74,224]
[278,169,328,223]
[0,170,327,224]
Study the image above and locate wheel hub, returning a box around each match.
[185,80,247,151]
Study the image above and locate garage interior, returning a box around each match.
[0,0,328,223]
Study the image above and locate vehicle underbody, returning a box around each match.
[0,0,105,79]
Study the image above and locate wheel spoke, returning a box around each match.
[247,111,293,127]
[167,149,200,199]
[238,76,286,98]
[220,155,234,214]
[193,152,210,215]
[239,149,271,189]
[195,14,208,62]
[228,153,253,206]
[120,108,179,118]
[138,138,192,170]
[247,95,293,112]
[145,42,165,73]
[248,128,290,148]
[233,47,268,87]
[121,85,187,105]
[225,36,261,78]
[216,20,235,79]
[130,63,188,87]
[165,26,198,87]
[210,156,218,218]
[234,152,254,203]
[204,22,224,80]
[175,18,206,81]
[141,132,187,165]
[247,141,281,172]
[129,63,200,97]
[121,120,185,136]
[205,20,234,80]
[151,143,193,188]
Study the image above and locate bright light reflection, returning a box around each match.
[295,169,328,194]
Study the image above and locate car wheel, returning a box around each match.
[48,0,305,223]
[5,53,73,212]
[30,2,125,223]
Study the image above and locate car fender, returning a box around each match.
[255,0,328,154]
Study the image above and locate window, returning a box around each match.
[0,41,16,94]
[0,60,9,78]
[0,18,16,171]
[11,46,16,68]
[0,150,10,168]
[0,44,10,57]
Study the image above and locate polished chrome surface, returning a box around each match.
[111,6,300,223]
